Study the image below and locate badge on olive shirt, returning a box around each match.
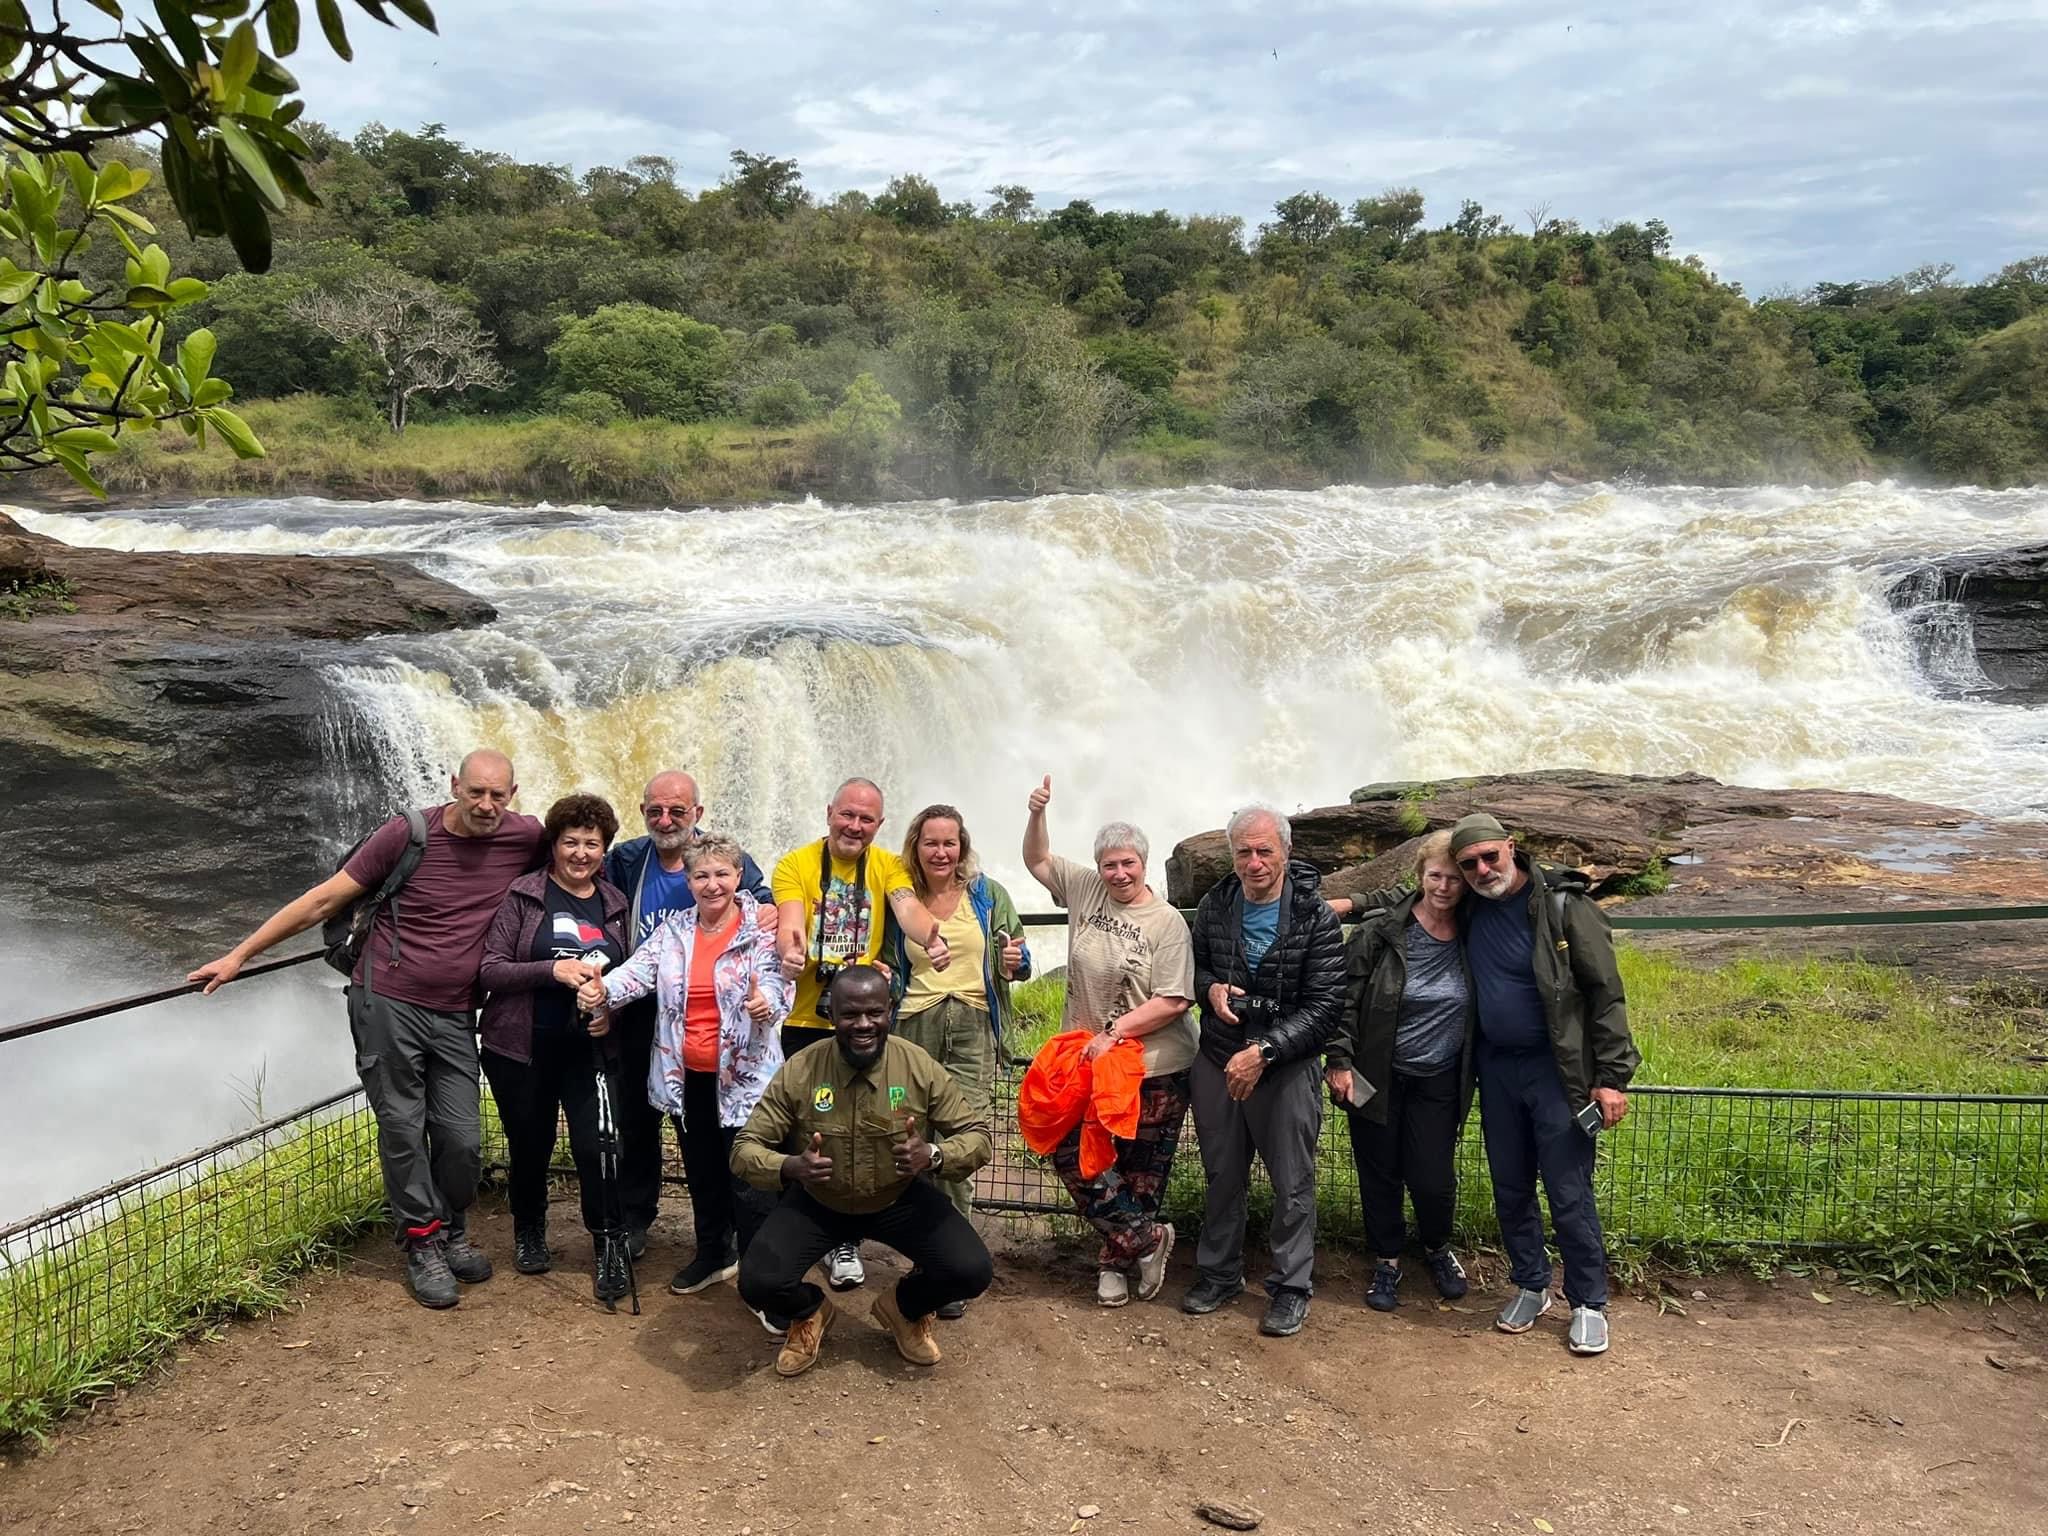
[888,1085,906,1110]
[813,1084,835,1113]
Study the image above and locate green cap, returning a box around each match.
[1448,813,1510,856]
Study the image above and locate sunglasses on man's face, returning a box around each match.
[1457,847,1508,873]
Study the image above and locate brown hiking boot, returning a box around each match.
[872,1288,941,1366]
[775,1298,834,1377]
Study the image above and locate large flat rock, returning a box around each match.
[1166,770,2048,993]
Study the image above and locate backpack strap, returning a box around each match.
[371,807,430,974]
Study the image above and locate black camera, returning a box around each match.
[1233,992,1279,1023]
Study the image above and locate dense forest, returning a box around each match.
[76,122,2048,499]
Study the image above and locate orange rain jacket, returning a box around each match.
[1017,1029,1148,1180]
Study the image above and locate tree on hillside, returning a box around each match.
[295,272,505,431]
[0,0,436,489]
[723,151,806,219]
[547,302,731,420]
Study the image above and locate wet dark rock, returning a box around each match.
[1888,544,2048,707]
[0,510,496,951]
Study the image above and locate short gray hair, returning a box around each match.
[1093,820,1150,865]
[682,832,746,873]
[1226,803,1292,855]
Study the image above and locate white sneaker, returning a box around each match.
[1096,1269,1130,1308]
[751,1306,789,1339]
[825,1242,866,1290]
[1134,1223,1175,1302]
[1567,1305,1610,1356]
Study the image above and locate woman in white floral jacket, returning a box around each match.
[590,832,792,1305]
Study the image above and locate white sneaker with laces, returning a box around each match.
[825,1242,866,1290]
[1096,1269,1130,1307]
[1134,1223,1175,1301]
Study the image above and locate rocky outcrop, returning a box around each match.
[0,511,496,949]
[1890,544,2048,707]
[1166,770,2048,992]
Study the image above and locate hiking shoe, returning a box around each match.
[1366,1261,1402,1313]
[406,1240,459,1309]
[513,1225,551,1275]
[1496,1287,1554,1333]
[1096,1269,1131,1308]
[1426,1246,1469,1300]
[775,1300,834,1377]
[627,1225,649,1261]
[751,1307,790,1339]
[442,1229,494,1285]
[825,1242,866,1290]
[873,1288,942,1366]
[1568,1305,1610,1356]
[935,1299,967,1321]
[668,1247,739,1295]
[1181,1274,1247,1315]
[593,1243,632,1305]
[1134,1223,1175,1301]
[1260,1289,1310,1337]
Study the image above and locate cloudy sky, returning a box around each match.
[286,0,2048,292]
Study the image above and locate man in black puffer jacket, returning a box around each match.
[1183,805,1349,1337]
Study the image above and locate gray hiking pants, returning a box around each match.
[1190,1052,1324,1295]
[346,987,483,1245]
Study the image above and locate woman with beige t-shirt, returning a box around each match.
[1021,774,1197,1308]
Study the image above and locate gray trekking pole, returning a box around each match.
[582,959,639,1315]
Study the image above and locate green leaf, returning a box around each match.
[216,152,274,271]
[166,276,209,303]
[156,1,207,65]
[265,0,300,55]
[220,20,259,95]
[52,426,122,454]
[247,54,299,93]
[216,118,285,207]
[384,0,434,29]
[48,444,110,498]
[59,152,96,210]
[127,36,196,111]
[86,0,125,19]
[7,167,49,228]
[314,0,352,60]
[0,269,39,305]
[179,326,217,386]
[94,162,135,202]
[85,73,166,129]
[104,218,146,262]
[101,203,159,234]
[192,376,232,406]
[202,405,264,458]
[97,320,151,355]
[125,285,176,307]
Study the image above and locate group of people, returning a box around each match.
[188,748,1638,1378]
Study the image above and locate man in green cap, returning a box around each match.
[1449,812,1637,1356]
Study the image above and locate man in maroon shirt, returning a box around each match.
[189,749,546,1309]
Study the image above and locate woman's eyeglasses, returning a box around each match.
[1456,848,1508,873]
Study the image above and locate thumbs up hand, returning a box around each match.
[785,1130,835,1186]
[893,1112,933,1176]
[998,930,1026,979]
[1027,774,1052,814]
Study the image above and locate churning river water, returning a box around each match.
[5,480,2046,1219]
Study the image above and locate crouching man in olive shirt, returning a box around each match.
[732,964,993,1376]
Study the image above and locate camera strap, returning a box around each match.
[812,839,869,962]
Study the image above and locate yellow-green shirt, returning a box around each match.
[731,1035,993,1214]
[771,838,914,1029]
[898,898,988,1016]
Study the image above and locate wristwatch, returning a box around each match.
[928,1144,945,1174]
[1254,1038,1278,1065]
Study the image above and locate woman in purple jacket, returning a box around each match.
[478,792,631,1301]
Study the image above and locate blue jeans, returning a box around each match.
[1476,1045,1607,1308]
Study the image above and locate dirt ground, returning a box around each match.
[3,1198,2043,1536]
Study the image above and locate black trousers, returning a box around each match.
[481,1031,615,1236]
[1347,1064,1462,1259]
[737,1180,994,1324]
[673,1067,775,1258]
[612,1002,666,1232]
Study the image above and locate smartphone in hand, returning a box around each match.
[1575,1099,1605,1136]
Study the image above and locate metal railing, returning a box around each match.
[4,907,2046,1439]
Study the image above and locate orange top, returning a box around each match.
[683,915,739,1073]
[1016,1029,1147,1179]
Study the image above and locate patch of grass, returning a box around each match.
[1606,855,1673,898]
[0,576,75,621]
[1,1106,385,1444]
[1395,785,1432,837]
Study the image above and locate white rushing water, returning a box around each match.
[6,480,2047,1220]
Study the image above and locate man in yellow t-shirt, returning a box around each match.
[773,777,952,1292]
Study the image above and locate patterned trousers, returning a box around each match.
[1049,1069,1191,1270]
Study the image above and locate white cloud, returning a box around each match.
[275,0,2048,288]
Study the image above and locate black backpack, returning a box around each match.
[322,809,429,977]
